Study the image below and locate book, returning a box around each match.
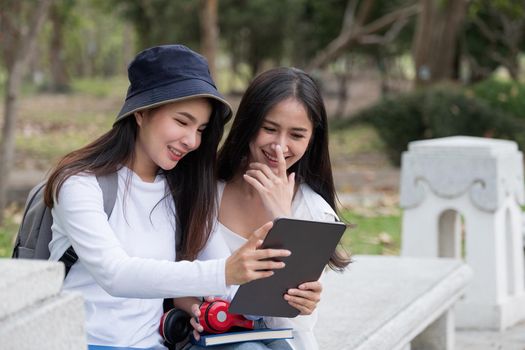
[229,217,347,317]
[191,328,293,347]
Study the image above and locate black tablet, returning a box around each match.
[228,217,347,318]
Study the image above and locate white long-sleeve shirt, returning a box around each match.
[49,167,228,349]
[198,181,338,350]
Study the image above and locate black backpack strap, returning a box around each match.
[59,246,78,277]
[59,173,118,276]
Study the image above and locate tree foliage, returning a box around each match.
[218,0,299,77]
[110,0,201,51]
[463,0,525,81]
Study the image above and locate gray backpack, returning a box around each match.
[12,173,118,276]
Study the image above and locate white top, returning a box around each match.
[198,181,338,350]
[49,167,228,349]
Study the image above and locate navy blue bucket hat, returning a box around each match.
[115,44,232,123]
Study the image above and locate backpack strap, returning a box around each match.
[60,246,79,276]
[96,173,118,219]
[59,173,118,276]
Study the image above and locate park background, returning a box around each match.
[0,0,524,259]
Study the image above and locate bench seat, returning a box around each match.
[314,255,472,350]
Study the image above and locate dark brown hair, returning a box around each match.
[218,67,350,271]
[45,99,225,261]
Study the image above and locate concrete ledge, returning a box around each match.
[0,291,86,350]
[314,255,472,349]
[0,259,64,317]
[0,259,86,349]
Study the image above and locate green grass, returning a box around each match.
[0,206,22,257]
[71,76,129,98]
[340,210,401,256]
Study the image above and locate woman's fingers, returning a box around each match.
[236,250,289,271]
[190,302,204,340]
[287,300,314,315]
[243,173,268,194]
[287,288,321,302]
[274,144,288,178]
[284,292,318,315]
[251,258,286,271]
[298,281,323,293]
[191,303,201,317]
[246,221,273,247]
[285,281,322,315]
[190,316,203,332]
[245,168,274,186]
[248,162,279,181]
[226,222,293,285]
[226,216,300,284]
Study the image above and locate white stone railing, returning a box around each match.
[0,259,87,349]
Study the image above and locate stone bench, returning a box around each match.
[314,255,472,350]
[0,259,87,350]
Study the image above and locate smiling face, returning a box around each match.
[133,98,212,181]
[248,98,313,173]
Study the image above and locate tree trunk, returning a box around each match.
[200,0,218,80]
[0,0,53,224]
[335,57,351,119]
[49,2,70,92]
[412,0,469,86]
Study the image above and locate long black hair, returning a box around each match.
[218,67,350,271]
[45,98,226,261]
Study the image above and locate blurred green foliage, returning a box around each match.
[469,79,525,119]
[329,122,387,156]
[351,85,524,165]
[109,0,201,51]
[464,0,525,81]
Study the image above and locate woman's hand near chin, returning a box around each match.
[243,144,295,219]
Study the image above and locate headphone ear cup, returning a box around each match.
[198,301,212,332]
[200,299,232,333]
[161,308,191,345]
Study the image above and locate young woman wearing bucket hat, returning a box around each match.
[179,67,350,350]
[45,45,290,350]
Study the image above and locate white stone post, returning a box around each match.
[400,136,525,330]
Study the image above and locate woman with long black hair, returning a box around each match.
[46,45,290,349]
[186,67,350,350]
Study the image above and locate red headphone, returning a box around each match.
[198,298,254,333]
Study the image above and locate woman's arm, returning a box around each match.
[52,175,289,298]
